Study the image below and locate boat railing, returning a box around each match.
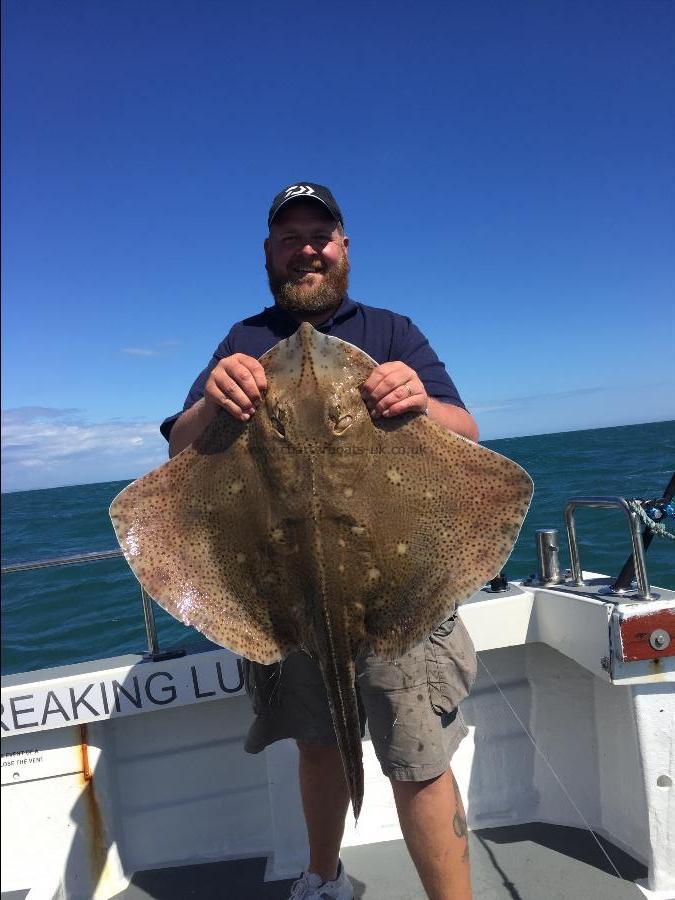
[564,496,654,600]
[0,549,179,660]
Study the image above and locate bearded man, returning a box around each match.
[161,183,478,900]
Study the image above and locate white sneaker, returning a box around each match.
[288,860,354,899]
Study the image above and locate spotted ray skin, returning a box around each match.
[110,323,533,818]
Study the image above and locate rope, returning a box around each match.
[476,654,625,880]
[628,500,675,541]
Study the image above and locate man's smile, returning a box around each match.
[290,262,325,279]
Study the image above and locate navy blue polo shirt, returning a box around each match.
[160,296,465,440]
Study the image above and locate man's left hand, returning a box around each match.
[360,362,428,419]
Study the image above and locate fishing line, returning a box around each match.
[476,653,624,881]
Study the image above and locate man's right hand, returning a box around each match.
[169,354,267,457]
[204,354,268,422]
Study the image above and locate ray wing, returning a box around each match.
[312,375,533,660]
[110,414,307,664]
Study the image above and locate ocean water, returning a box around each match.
[2,420,673,677]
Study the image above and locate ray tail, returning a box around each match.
[316,614,365,821]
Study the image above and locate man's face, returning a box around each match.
[265,201,349,316]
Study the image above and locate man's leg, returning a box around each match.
[297,741,351,882]
[391,767,472,900]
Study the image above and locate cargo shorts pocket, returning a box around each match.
[424,613,477,715]
[242,659,282,714]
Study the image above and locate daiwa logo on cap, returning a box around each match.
[284,185,316,199]
[268,182,344,227]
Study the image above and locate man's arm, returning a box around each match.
[169,398,219,457]
[427,398,479,442]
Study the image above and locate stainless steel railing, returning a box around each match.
[1,549,125,573]
[564,496,653,600]
[1,550,166,658]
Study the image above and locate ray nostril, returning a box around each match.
[269,407,286,437]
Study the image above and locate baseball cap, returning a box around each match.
[268,182,344,229]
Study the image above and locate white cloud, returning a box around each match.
[2,407,81,423]
[121,347,159,357]
[469,381,675,440]
[465,386,611,418]
[121,340,182,356]
[469,401,517,415]
[1,408,168,492]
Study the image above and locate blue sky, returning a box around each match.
[2,0,674,491]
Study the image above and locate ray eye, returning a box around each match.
[334,414,353,434]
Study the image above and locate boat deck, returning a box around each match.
[6,823,638,900]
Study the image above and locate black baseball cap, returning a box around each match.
[268,182,344,229]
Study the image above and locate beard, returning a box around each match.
[267,253,350,315]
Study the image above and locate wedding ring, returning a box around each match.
[404,382,414,397]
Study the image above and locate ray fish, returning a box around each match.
[110,323,533,819]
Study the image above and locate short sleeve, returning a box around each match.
[159,335,233,441]
[392,317,466,409]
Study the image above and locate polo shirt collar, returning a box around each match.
[266,295,358,331]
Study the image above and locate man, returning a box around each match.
[161,183,478,900]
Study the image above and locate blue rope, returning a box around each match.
[628,500,675,541]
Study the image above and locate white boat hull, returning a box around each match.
[2,576,673,899]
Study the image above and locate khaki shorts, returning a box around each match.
[243,613,476,782]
